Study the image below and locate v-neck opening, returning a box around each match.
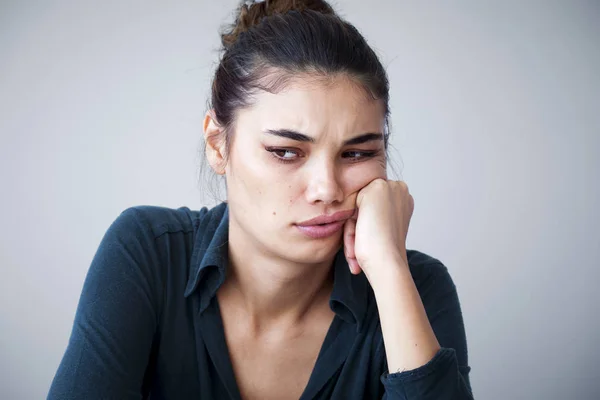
[299,316,358,399]
[197,294,358,400]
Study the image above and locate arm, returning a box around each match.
[47,208,163,399]
[374,258,473,400]
[342,178,473,398]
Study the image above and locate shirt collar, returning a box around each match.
[184,202,369,331]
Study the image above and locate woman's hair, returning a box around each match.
[200,0,394,200]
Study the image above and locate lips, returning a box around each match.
[295,209,356,239]
[295,220,346,239]
[296,209,356,226]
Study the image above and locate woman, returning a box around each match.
[48,0,473,399]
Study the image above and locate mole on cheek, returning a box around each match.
[272,211,276,216]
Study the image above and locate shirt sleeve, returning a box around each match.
[47,207,163,400]
[379,263,474,400]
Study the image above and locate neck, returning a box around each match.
[221,218,336,329]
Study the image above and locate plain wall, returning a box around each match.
[1,0,599,399]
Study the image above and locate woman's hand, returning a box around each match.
[343,178,414,282]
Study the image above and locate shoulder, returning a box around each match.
[110,205,209,240]
[100,203,228,282]
[91,205,217,299]
[95,205,213,277]
[406,249,457,296]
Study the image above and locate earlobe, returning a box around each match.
[203,110,227,175]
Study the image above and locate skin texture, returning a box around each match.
[203,73,440,399]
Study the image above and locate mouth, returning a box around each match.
[294,209,355,239]
[295,220,346,239]
[296,209,356,226]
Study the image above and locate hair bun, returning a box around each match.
[221,0,336,49]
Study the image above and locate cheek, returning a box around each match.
[341,164,386,194]
[256,170,302,213]
[228,145,281,196]
[285,180,304,209]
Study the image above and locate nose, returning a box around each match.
[304,160,344,205]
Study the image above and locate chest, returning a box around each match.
[225,332,325,400]
[218,306,335,400]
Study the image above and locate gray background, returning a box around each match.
[1,0,599,399]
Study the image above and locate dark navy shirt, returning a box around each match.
[48,202,474,399]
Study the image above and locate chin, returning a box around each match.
[284,236,342,264]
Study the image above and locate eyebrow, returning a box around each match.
[264,129,384,146]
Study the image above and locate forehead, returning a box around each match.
[237,73,386,137]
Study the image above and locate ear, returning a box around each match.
[203,110,227,175]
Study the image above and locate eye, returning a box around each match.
[342,150,379,161]
[265,147,301,164]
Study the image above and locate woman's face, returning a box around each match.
[210,74,387,264]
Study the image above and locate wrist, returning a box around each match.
[363,255,411,292]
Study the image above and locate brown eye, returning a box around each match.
[342,150,378,160]
[273,149,298,159]
[265,147,301,164]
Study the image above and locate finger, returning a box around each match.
[343,218,361,275]
[348,257,361,275]
[343,217,356,261]
[356,177,387,208]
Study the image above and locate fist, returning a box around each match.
[343,178,414,279]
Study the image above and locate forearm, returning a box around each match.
[369,257,441,373]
